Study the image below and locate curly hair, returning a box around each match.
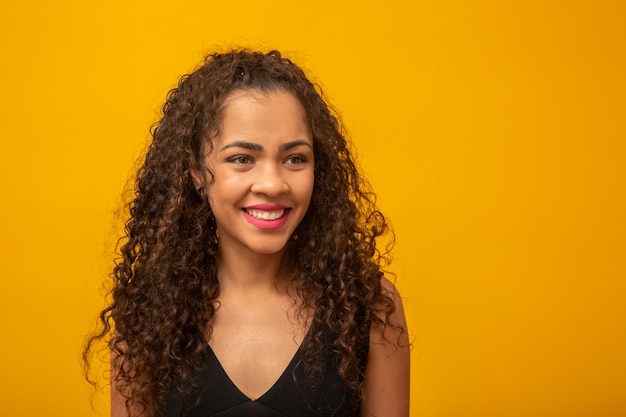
[84,49,398,416]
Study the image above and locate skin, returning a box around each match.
[362,278,411,417]
[198,89,315,261]
[111,88,410,416]
[194,89,315,399]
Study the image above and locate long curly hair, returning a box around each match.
[84,49,398,416]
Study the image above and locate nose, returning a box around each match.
[250,163,289,196]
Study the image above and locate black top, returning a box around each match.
[162,324,369,417]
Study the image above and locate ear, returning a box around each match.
[190,161,206,191]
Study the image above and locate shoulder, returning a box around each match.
[380,276,403,306]
[371,276,408,349]
[362,276,410,417]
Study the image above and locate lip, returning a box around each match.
[245,203,289,210]
[242,208,291,230]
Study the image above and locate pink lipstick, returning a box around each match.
[242,204,291,230]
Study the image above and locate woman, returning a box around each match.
[85,50,409,417]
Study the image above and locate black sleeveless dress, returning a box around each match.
[161,323,369,417]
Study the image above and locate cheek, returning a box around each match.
[206,180,232,210]
[206,170,247,200]
[299,171,315,205]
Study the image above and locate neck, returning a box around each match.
[216,248,293,295]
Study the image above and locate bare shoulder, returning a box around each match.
[380,276,403,308]
[362,276,410,417]
[375,277,408,339]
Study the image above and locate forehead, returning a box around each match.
[216,89,311,141]
[221,88,306,118]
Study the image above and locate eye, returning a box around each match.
[228,155,254,165]
[285,155,307,165]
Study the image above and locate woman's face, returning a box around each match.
[196,89,314,257]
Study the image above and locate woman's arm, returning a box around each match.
[110,344,152,417]
[111,379,127,417]
[361,278,411,417]
[110,348,129,417]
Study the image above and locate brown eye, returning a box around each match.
[229,155,253,165]
[285,155,306,165]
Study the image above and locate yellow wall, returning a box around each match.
[1,1,624,416]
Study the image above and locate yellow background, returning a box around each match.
[1,1,624,416]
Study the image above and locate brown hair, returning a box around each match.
[84,49,397,416]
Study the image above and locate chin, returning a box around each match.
[250,244,290,255]
[240,236,293,256]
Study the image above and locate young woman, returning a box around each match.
[85,50,409,417]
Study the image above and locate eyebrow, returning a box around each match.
[220,141,263,152]
[219,140,312,152]
[279,140,312,152]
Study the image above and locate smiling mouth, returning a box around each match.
[244,208,287,221]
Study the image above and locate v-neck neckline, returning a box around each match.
[206,343,303,401]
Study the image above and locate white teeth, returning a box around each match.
[246,209,285,220]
